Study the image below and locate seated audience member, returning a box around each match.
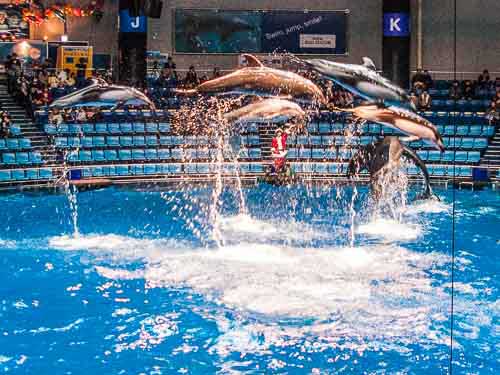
[418,91,432,110]
[48,72,59,89]
[211,67,221,79]
[57,69,68,83]
[63,108,75,123]
[0,112,11,136]
[76,108,87,123]
[486,101,499,124]
[463,80,475,100]
[66,73,76,87]
[184,66,199,88]
[449,80,462,100]
[49,109,64,125]
[412,69,427,90]
[477,69,491,89]
[422,70,433,89]
[409,92,419,109]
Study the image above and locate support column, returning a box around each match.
[382,0,411,89]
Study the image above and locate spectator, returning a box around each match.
[211,67,221,79]
[184,65,199,88]
[57,69,68,83]
[75,58,88,88]
[48,72,59,89]
[418,91,432,110]
[66,73,76,87]
[412,69,427,90]
[409,91,419,109]
[422,70,433,89]
[49,109,63,125]
[449,80,462,100]
[0,111,11,137]
[158,67,177,88]
[76,108,87,123]
[477,69,491,89]
[463,80,475,100]
[486,101,499,125]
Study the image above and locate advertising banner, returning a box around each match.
[174,9,262,53]
[261,11,348,54]
[174,9,348,55]
[0,41,47,63]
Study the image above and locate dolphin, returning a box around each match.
[298,56,415,111]
[346,103,445,152]
[223,98,307,124]
[50,79,156,110]
[174,54,326,105]
[347,136,437,200]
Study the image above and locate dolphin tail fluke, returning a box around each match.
[401,144,439,201]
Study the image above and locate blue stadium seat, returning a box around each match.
[460,138,473,149]
[0,170,11,181]
[287,148,298,159]
[156,164,170,174]
[92,167,104,177]
[108,123,120,134]
[79,150,92,161]
[132,149,145,160]
[39,168,53,179]
[318,123,331,133]
[16,152,30,165]
[66,151,78,162]
[455,151,468,162]
[442,151,455,162]
[132,136,145,146]
[314,163,328,173]
[69,124,82,134]
[459,166,472,176]
[55,137,67,148]
[11,169,26,180]
[158,149,171,160]
[133,123,145,133]
[302,163,314,173]
[407,165,419,175]
[251,163,264,173]
[169,163,182,173]
[468,126,481,136]
[146,123,158,133]
[92,150,105,161]
[468,151,480,163]
[57,124,69,133]
[197,163,210,173]
[82,123,94,133]
[183,148,196,159]
[143,164,157,175]
[0,139,5,150]
[120,136,133,146]
[185,164,198,174]
[144,136,157,147]
[44,124,56,134]
[25,169,38,180]
[131,164,144,175]
[67,137,80,147]
[335,136,346,146]
[81,137,93,148]
[94,123,107,134]
[158,122,171,133]
[185,136,196,145]
[145,149,158,160]
[432,165,447,176]
[19,139,31,149]
[248,135,260,145]
[6,139,19,149]
[171,136,183,145]
[444,126,456,136]
[30,152,43,164]
[312,149,324,159]
[473,138,488,149]
[325,149,337,159]
[120,123,133,133]
[322,136,335,146]
[93,136,106,147]
[482,126,494,136]
[106,136,120,147]
[116,166,130,176]
[297,136,309,145]
[310,136,322,146]
[171,148,183,159]
[159,136,171,145]
[197,148,209,159]
[428,151,441,162]
[457,126,469,136]
[338,149,352,160]
[118,149,132,160]
[299,148,311,159]
[103,166,116,176]
[307,123,318,133]
[417,150,428,161]
[104,150,118,161]
[290,163,302,173]
[249,149,261,159]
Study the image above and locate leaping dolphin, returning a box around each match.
[298,56,415,111]
[223,98,307,124]
[174,54,326,105]
[50,79,156,110]
[347,136,437,201]
[345,103,445,152]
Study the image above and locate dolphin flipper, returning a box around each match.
[362,57,376,70]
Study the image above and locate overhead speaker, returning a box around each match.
[144,0,163,18]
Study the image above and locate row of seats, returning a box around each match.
[287,148,353,160]
[4,124,21,136]
[66,148,262,162]
[422,112,489,125]
[439,137,488,149]
[53,135,261,148]
[80,162,265,178]
[435,125,495,136]
[0,138,31,150]
[0,168,53,182]
[1,152,43,165]
[431,99,490,111]
[416,150,481,163]
[45,122,172,135]
[36,109,173,124]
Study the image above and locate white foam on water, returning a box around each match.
[357,218,422,241]
[404,199,451,216]
[0,239,17,250]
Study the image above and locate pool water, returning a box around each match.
[0,184,498,374]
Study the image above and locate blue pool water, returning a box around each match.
[0,184,498,374]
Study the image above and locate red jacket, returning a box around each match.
[271,133,288,154]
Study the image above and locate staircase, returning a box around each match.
[481,125,500,168]
[258,123,278,159]
[0,84,56,165]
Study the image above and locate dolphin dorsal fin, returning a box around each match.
[242,54,264,68]
[362,57,376,70]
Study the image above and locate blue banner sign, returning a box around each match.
[174,9,348,55]
[120,10,147,33]
[383,13,410,37]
